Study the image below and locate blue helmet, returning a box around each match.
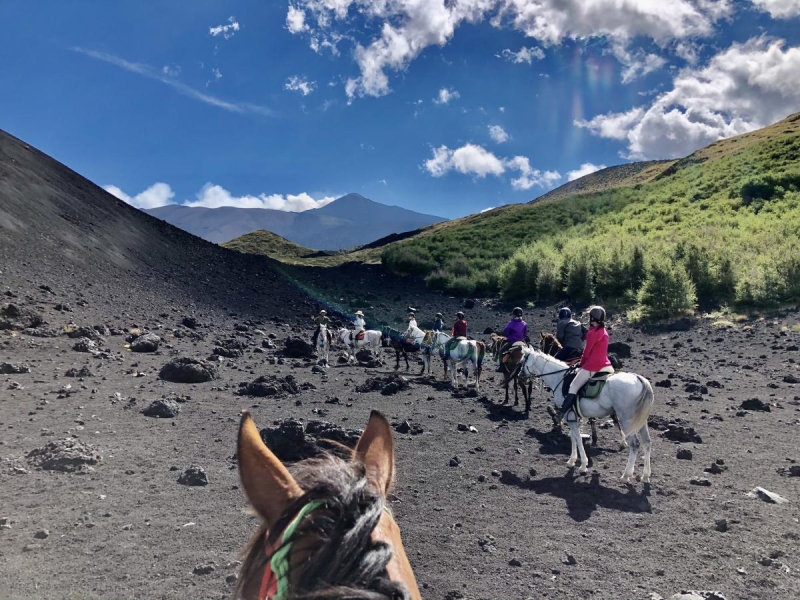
[558,308,571,320]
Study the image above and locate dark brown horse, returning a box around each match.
[490,333,532,413]
[236,411,421,599]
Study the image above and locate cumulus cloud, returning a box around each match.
[576,37,800,160]
[423,143,560,190]
[106,183,335,212]
[286,6,309,33]
[488,125,509,143]
[434,87,460,105]
[288,0,732,99]
[209,16,240,40]
[499,46,545,64]
[284,75,317,95]
[567,162,607,181]
[750,0,800,18]
[186,184,335,210]
[611,43,667,83]
[105,183,175,209]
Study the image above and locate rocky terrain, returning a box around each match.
[1,130,799,600]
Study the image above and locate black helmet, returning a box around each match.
[456,311,465,318]
[512,307,523,317]
[558,308,571,319]
[589,306,606,323]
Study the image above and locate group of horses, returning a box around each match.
[231,325,656,598]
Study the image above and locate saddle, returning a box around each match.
[563,370,612,400]
[354,331,365,341]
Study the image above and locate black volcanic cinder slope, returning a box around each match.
[0,130,305,321]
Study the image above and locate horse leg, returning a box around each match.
[503,378,509,405]
[568,420,589,475]
[612,413,628,449]
[621,433,641,483]
[524,380,532,415]
[394,349,400,370]
[566,422,579,468]
[590,419,598,446]
[404,350,410,371]
[639,425,652,483]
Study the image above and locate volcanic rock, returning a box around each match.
[0,303,43,330]
[142,399,180,418]
[27,439,101,473]
[130,333,161,352]
[608,342,631,358]
[178,466,209,486]
[0,362,31,374]
[72,338,97,353]
[259,419,362,462]
[356,374,410,396]
[159,357,218,383]
[283,336,314,358]
[740,398,770,412]
[65,366,93,378]
[663,425,703,443]
[239,375,299,397]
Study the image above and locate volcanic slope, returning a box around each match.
[0,129,305,321]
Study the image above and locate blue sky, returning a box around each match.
[2,1,800,219]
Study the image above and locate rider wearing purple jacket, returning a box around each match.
[497,307,528,371]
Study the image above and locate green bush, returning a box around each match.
[636,258,697,320]
[424,269,452,291]
[449,275,476,297]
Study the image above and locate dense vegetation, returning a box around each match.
[382,113,800,315]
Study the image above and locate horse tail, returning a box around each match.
[476,341,486,368]
[623,375,654,437]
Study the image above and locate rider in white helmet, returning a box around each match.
[353,311,366,336]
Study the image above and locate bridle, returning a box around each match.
[259,499,394,600]
[519,351,575,395]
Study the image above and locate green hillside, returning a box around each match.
[380,111,800,313]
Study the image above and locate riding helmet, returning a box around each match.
[456,311,465,318]
[558,308,571,319]
[320,310,327,315]
[589,306,606,323]
[512,307,523,317]
[435,312,443,318]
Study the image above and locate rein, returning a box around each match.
[522,356,575,395]
[259,499,393,600]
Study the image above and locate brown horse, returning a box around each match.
[538,332,625,448]
[490,333,532,413]
[236,410,421,600]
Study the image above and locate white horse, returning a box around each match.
[337,328,382,363]
[420,331,450,378]
[446,337,486,390]
[315,324,332,365]
[518,348,654,482]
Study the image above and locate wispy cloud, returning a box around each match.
[209,16,240,40]
[284,75,317,96]
[434,88,460,105]
[72,47,273,116]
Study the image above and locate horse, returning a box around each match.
[315,324,332,365]
[337,328,383,363]
[236,410,421,599]
[446,337,486,390]
[517,348,654,482]
[539,332,626,448]
[489,334,532,412]
[381,326,425,372]
[420,330,450,378]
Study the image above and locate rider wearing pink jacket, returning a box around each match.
[559,306,613,419]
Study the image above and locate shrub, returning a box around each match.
[636,258,697,320]
[449,275,476,297]
[424,269,452,291]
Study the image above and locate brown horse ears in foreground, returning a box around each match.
[237,410,395,527]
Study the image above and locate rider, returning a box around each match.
[403,312,418,342]
[353,311,366,338]
[433,312,445,332]
[312,310,331,347]
[555,307,586,362]
[497,307,527,371]
[445,311,468,359]
[559,306,613,419]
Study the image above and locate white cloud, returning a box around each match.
[567,162,607,181]
[499,46,545,64]
[480,206,496,213]
[212,68,222,80]
[72,47,273,116]
[289,0,732,99]
[499,106,505,112]
[611,43,668,83]
[577,37,800,160]
[162,65,181,77]
[105,183,175,209]
[209,16,240,40]
[423,143,560,190]
[286,6,309,33]
[434,87,460,105]
[186,184,335,211]
[750,0,800,18]
[488,125,509,143]
[284,75,317,96]
[106,183,335,211]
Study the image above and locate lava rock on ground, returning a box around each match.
[130,333,161,352]
[178,466,209,486]
[283,337,315,358]
[159,357,219,383]
[142,399,180,418]
[27,439,101,473]
[239,375,299,397]
[356,374,410,396]
[259,418,363,462]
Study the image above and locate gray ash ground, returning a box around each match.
[1,278,799,600]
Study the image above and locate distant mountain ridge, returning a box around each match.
[146,193,445,250]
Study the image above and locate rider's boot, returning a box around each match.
[559,393,578,420]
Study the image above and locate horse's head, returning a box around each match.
[539,331,561,356]
[236,411,420,600]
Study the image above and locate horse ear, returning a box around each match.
[237,412,303,526]
[540,331,546,339]
[354,410,395,497]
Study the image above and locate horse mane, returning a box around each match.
[235,455,409,600]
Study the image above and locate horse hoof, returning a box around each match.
[579,467,588,475]
[620,474,631,483]
[566,460,576,468]
[640,475,650,484]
